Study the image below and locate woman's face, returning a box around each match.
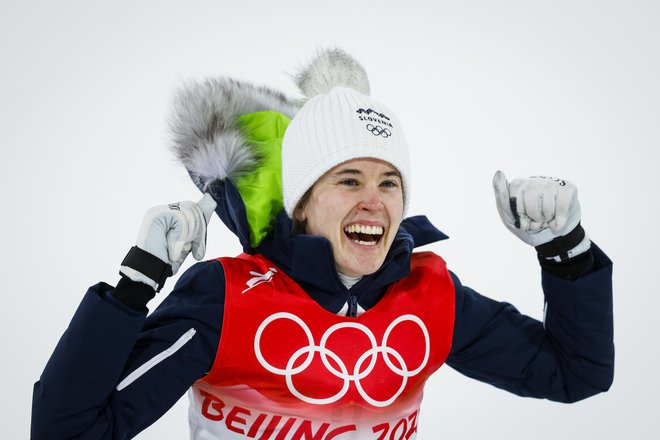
[299,158,404,277]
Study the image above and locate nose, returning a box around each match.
[357,186,384,212]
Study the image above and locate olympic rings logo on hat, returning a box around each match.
[254,312,429,407]
[366,124,392,138]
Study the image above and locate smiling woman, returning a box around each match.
[297,158,404,276]
[31,48,614,440]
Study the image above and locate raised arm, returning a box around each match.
[446,172,614,402]
[31,195,224,439]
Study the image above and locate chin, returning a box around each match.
[338,257,386,277]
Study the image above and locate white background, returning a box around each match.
[1,0,658,438]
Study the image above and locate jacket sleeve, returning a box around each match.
[445,243,614,403]
[31,260,225,439]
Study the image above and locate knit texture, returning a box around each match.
[282,86,410,217]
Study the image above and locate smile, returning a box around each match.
[343,224,384,246]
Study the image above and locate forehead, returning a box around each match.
[326,158,400,176]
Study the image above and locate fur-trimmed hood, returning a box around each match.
[169,77,299,192]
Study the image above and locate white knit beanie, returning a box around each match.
[282,50,410,218]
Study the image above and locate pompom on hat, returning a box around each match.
[282,49,411,218]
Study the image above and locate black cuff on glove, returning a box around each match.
[535,223,594,279]
[120,246,173,292]
[535,223,586,260]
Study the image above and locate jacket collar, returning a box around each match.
[256,211,447,314]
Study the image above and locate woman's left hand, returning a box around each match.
[492,171,582,247]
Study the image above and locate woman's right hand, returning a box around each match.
[120,193,217,291]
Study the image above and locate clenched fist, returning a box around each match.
[120,193,217,290]
[493,171,590,261]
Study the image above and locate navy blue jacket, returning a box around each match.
[31,210,614,439]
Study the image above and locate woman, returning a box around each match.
[31,49,614,439]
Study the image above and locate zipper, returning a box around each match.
[348,295,358,318]
[116,327,197,391]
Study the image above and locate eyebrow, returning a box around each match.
[332,169,402,178]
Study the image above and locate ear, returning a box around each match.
[294,205,307,222]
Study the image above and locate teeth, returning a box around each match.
[344,224,384,235]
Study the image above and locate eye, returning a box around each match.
[380,180,400,189]
[338,178,359,187]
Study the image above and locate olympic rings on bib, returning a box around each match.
[254,312,430,407]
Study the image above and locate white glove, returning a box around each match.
[493,171,590,260]
[120,193,217,290]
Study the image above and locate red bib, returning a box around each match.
[189,252,455,440]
